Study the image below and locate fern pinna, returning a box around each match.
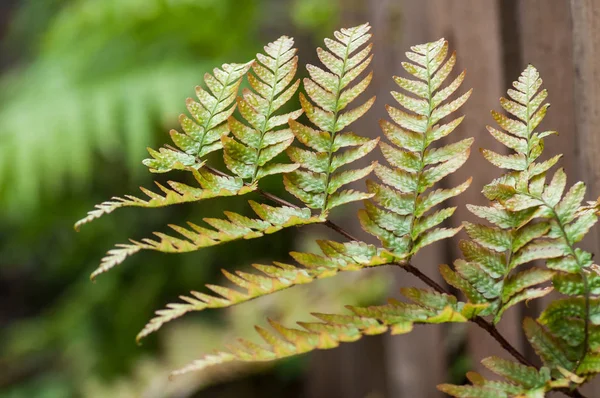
[359,37,472,260]
[77,22,600,397]
[285,23,377,212]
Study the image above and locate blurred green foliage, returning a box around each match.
[0,1,379,397]
[0,0,257,212]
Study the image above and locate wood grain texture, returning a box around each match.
[424,0,527,374]
[515,1,577,378]
[569,0,600,395]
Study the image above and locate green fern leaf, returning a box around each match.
[358,39,472,260]
[76,37,304,230]
[437,384,511,398]
[284,23,377,213]
[523,317,576,372]
[553,270,600,296]
[481,356,549,389]
[90,201,325,279]
[170,315,385,376]
[74,169,254,230]
[494,287,552,322]
[136,240,394,341]
[143,61,253,173]
[170,287,482,376]
[501,268,555,303]
[224,36,302,182]
[438,353,574,397]
[523,291,600,380]
[578,354,600,375]
[74,60,259,229]
[481,66,599,368]
[441,66,576,323]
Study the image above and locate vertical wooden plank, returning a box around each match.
[514,0,577,370]
[569,0,600,395]
[518,0,578,179]
[305,336,388,398]
[424,0,526,373]
[571,0,600,202]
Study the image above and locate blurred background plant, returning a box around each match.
[0,1,389,397]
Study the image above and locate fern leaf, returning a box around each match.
[143,61,253,173]
[441,66,573,322]
[284,23,377,213]
[137,241,395,341]
[75,60,258,229]
[90,201,325,279]
[461,66,600,379]
[74,169,254,230]
[170,288,483,376]
[359,38,472,260]
[523,317,576,372]
[534,296,600,370]
[170,316,383,376]
[444,221,557,320]
[493,98,597,372]
[224,36,302,182]
[438,354,577,397]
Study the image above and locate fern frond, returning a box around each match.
[527,287,600,377]
[136,240,394,341]
[443,65,600,385]
[170,288,484,376]
[143,61,253,173]
[440,66,567,322]
[74,169,253,230]
[492,72,599,372]
[223,36,302,182]
[438,355,576,397]
[359,38,472,260]
[90,201,325,279]
[284,23,377,213]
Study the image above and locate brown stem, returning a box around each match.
[323,220,359,241]
[470,316,531,367]
[401,263,450,295]
[256,188,297,208]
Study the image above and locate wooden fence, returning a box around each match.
[305,1,600,396]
